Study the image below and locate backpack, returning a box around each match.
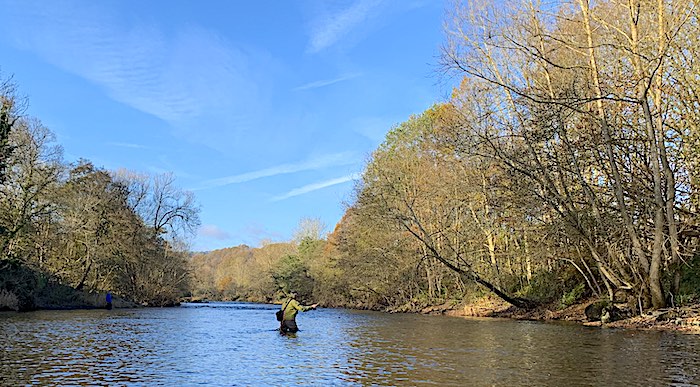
[276,299,291,321]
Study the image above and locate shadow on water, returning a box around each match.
[2,302,700,385]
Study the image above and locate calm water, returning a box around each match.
[1,302,699,386]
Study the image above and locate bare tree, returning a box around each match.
[292,217,327,243]
[0,118,62,264]
[440,0,699,309]
[114,171,200,241]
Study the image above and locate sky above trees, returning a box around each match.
[0,0,447,251]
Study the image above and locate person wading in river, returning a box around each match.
[279,291,318,334]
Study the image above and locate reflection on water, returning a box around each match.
[2,303,699,386]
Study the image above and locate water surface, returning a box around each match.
[2,302,699,386]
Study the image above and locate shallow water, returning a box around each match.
[1,302,699,386]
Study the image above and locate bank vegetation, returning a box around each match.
[191,0,700,319]
[0,75,200,311]
[4,0,700,321]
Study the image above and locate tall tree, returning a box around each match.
[0,118,62,264]
[354,109,537,308]
[441,0,699,309]
[0,75,21,185]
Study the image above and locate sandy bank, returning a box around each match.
[423,296,700,334]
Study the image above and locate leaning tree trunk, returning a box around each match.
[403,222,537,310]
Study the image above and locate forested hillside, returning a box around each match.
[192,0,700,314]
[0,75,200,311]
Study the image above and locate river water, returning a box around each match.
[1,302,699,386]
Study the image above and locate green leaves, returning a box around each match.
[272,255,314,302]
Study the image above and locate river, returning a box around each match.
[1,302,699,386]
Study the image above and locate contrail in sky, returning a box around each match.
[272,173,361,201]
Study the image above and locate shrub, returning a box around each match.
[0,289,19,311]
[561,283,586,308]
[677,254,700,306]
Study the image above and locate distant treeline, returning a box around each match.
[0,74,200,311]
[192,0,700,313]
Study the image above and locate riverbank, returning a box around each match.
[0,283,138,312]
[428,295,700,334]
[11,285,699,334]
[0,262,143,312]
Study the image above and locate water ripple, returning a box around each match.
[1,304,699,386]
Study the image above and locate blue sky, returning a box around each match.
[0,0,449,251]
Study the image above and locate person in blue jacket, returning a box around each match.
[106,291,113,310]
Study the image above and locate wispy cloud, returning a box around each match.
[306,0,387,53]
[241,223,284,245]
[196,152,359,190]
[198,224,232,240]
[107,142,149,149]
[1,2,266,131]
[272,173,361,201]
[294,73,362,91]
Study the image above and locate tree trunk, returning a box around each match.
[627,0,667,308]
[403,223,537,309]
